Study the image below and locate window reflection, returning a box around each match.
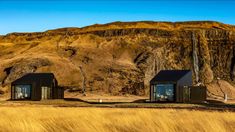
[155,84,174,101]
[14,85,31,99]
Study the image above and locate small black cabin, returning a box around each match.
[150,70,206,103]
[11,73,63,101]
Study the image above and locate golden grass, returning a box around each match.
[0,107,234,132]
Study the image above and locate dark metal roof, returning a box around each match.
[150,70,191,84]
[12,73,55,84]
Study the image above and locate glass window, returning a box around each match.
[41,86,52,99]
[155,84,174,101]
[14,85,31,99]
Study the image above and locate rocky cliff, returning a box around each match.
[0,21,235,98]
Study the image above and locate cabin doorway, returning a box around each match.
[41,86,52,99]
[183,86,190,102]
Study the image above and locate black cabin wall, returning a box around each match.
[11,73,64,100]
[176,71,193,102]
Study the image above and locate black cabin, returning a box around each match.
[150,70,206,103]
[11,73,63,101]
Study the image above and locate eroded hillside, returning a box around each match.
[0,21,235,98]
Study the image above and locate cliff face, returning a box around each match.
[0,21,235,97]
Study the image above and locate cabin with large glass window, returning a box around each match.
[11,73,63,101]
[150,70,206,103]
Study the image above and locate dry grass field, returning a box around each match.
[0,107,235,132]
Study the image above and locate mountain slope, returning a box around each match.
[0,21,235,98]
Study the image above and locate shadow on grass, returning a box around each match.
[207,99,225,104]
[64,98,89,103]
[132,99,147,103]
[64,98,129,104]
[203,99,235,109]
[7,99,33,101]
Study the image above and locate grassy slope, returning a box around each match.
[48,21,235,33]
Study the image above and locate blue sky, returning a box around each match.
[0,0,234,35]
